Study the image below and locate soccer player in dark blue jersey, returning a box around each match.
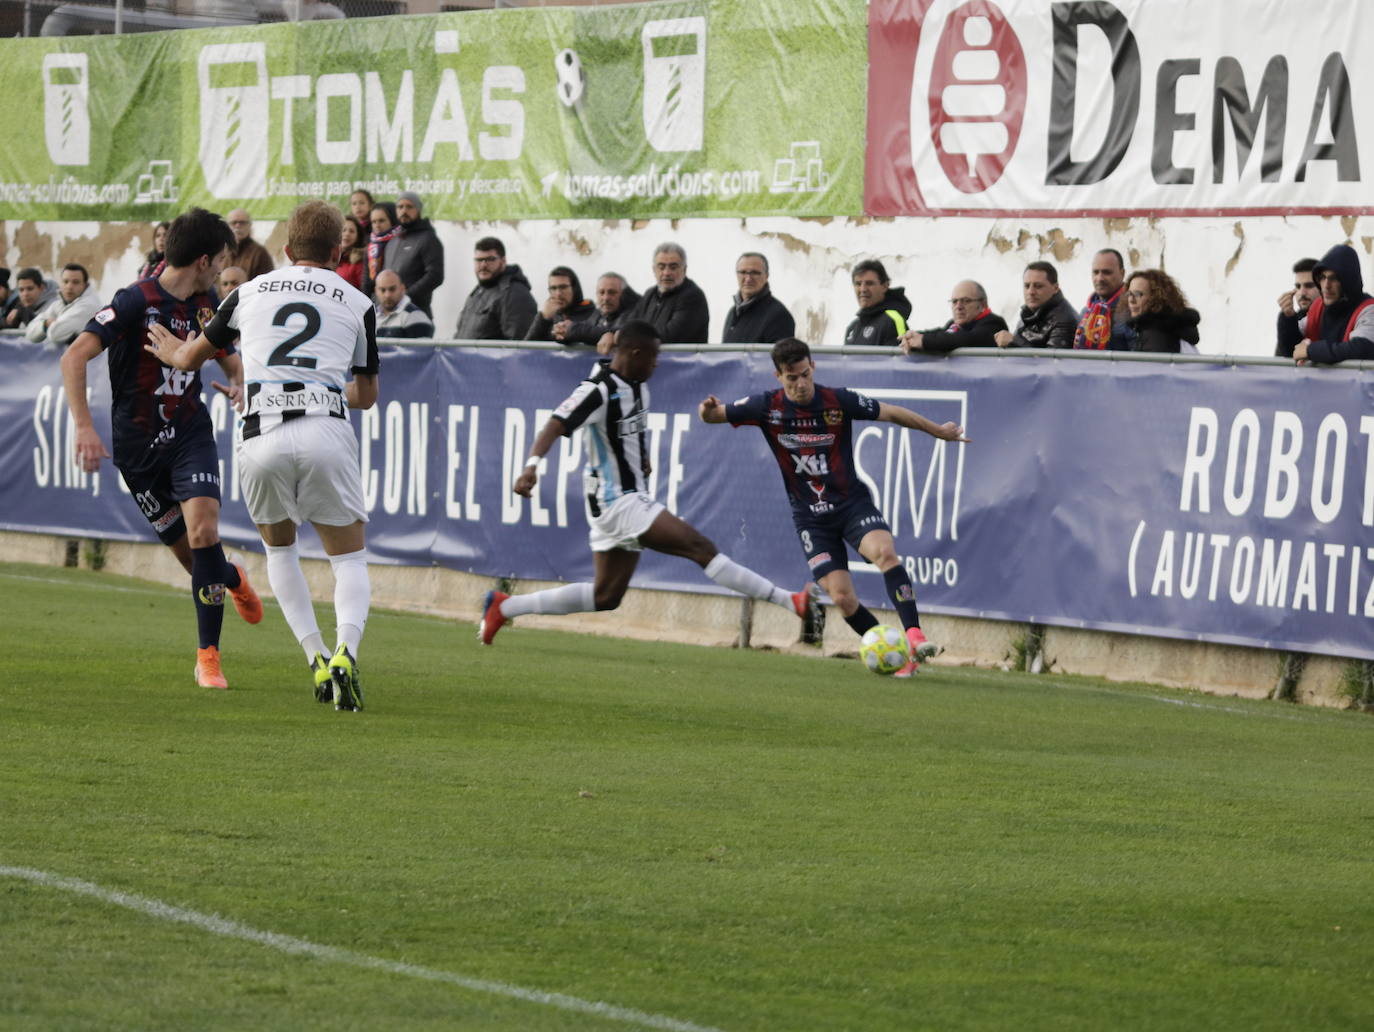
[699,337,968,676]
[61,208,262,690]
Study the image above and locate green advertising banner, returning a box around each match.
[0,0,865,221]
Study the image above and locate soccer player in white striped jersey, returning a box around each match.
[478,320,818,645]
[145,201,380,711]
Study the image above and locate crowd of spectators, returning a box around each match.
[4,191,1372,366]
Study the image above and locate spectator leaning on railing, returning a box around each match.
[525,266,596,342]
[901,280,1007,355]
[994,261,1078,349]
[618,242,709,349]
[1074,248,1132,350]
[1123,269,1200,354]
[560,272,640,348]
[1293,244,1374,365]
[25,263,101,349]
[721,252,795,344]
[843,259,910,346]
[373,269,435,339]
[1275,257,1319,359]
[454,236,537,341]
[4,268,56,329]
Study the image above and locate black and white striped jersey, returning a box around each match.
[202,265,378,440]
[552,363,651,509]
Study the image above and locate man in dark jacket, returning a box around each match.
[524,266,597,342]
[454,236,537,340]
[620,242,708,347]
[1275,257,1319,358]
[994,261,1078,349]
[1293,244,1374,364]
[562,272,640,347]
[722,252,795,344]
[384,191,445,317]
[1073,248,1131,350]
[843,259,911,346]
[901,280,1008,354]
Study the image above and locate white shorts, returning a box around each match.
[237,417,367,527]
[587,491,664,552]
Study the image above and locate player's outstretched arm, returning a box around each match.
[877,401,970,443]
[698,394,729,424]
[144,322,217,371]
[347,373,379,411]
[60,332,111,472]
[514,416,568,497]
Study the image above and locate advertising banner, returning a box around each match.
[5,338,1374,660]
[867,0,1373,216]
[0,0,864,221]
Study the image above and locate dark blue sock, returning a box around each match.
[844,606,880,637]
[882,565,921,632]
[191,544,229,648]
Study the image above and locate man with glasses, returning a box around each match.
[225,209,275,281]
[899,280,1008,354]
[454,235,537,341]
[1292,244,1374,365]
[722,252,795,344]
[621,241,709,347]
[525,266,596,343]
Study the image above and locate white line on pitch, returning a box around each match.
[1,865,724,1032]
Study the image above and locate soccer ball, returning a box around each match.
[859,625,910,675]
[555,49,585,107]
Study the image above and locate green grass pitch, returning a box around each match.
[3,561,1373,1031]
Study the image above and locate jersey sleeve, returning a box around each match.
[353,306,380,375]
[82,286,145,350]
[552,379,605,432]
[724,391,768,426]
[201,287,243,351]
[838,388,882,421]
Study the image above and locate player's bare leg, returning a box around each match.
[856,528,939,675]
[639,510,817,618]
[479,549,636,645]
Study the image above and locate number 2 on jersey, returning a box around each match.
[268,302,321,369]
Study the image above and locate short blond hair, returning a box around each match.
[288,201,343,264]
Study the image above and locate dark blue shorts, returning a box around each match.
[116,429,223,545]
[792,500,890,580]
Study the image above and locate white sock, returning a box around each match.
[501,582,596,618]
[264,543,323,662]
[704,553,792,609]
[329,549,370,658]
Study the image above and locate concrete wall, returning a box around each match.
[5,213,1373,357]
[2,528,1360,710]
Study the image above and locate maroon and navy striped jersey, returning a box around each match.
[83,277,229,466]
[726,384,881,516]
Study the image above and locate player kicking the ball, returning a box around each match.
[146,201,380,711]
[699,337,969,677]
[62,207,262,690]
[479,320,818,645]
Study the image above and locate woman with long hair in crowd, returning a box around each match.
[1125,268,1201,353]
[336,215,367,290]
[139,221,170,279]
[362,201,399,298]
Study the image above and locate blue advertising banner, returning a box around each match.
[3,335,1371,660]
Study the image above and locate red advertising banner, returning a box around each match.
[867,0,1373,217]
